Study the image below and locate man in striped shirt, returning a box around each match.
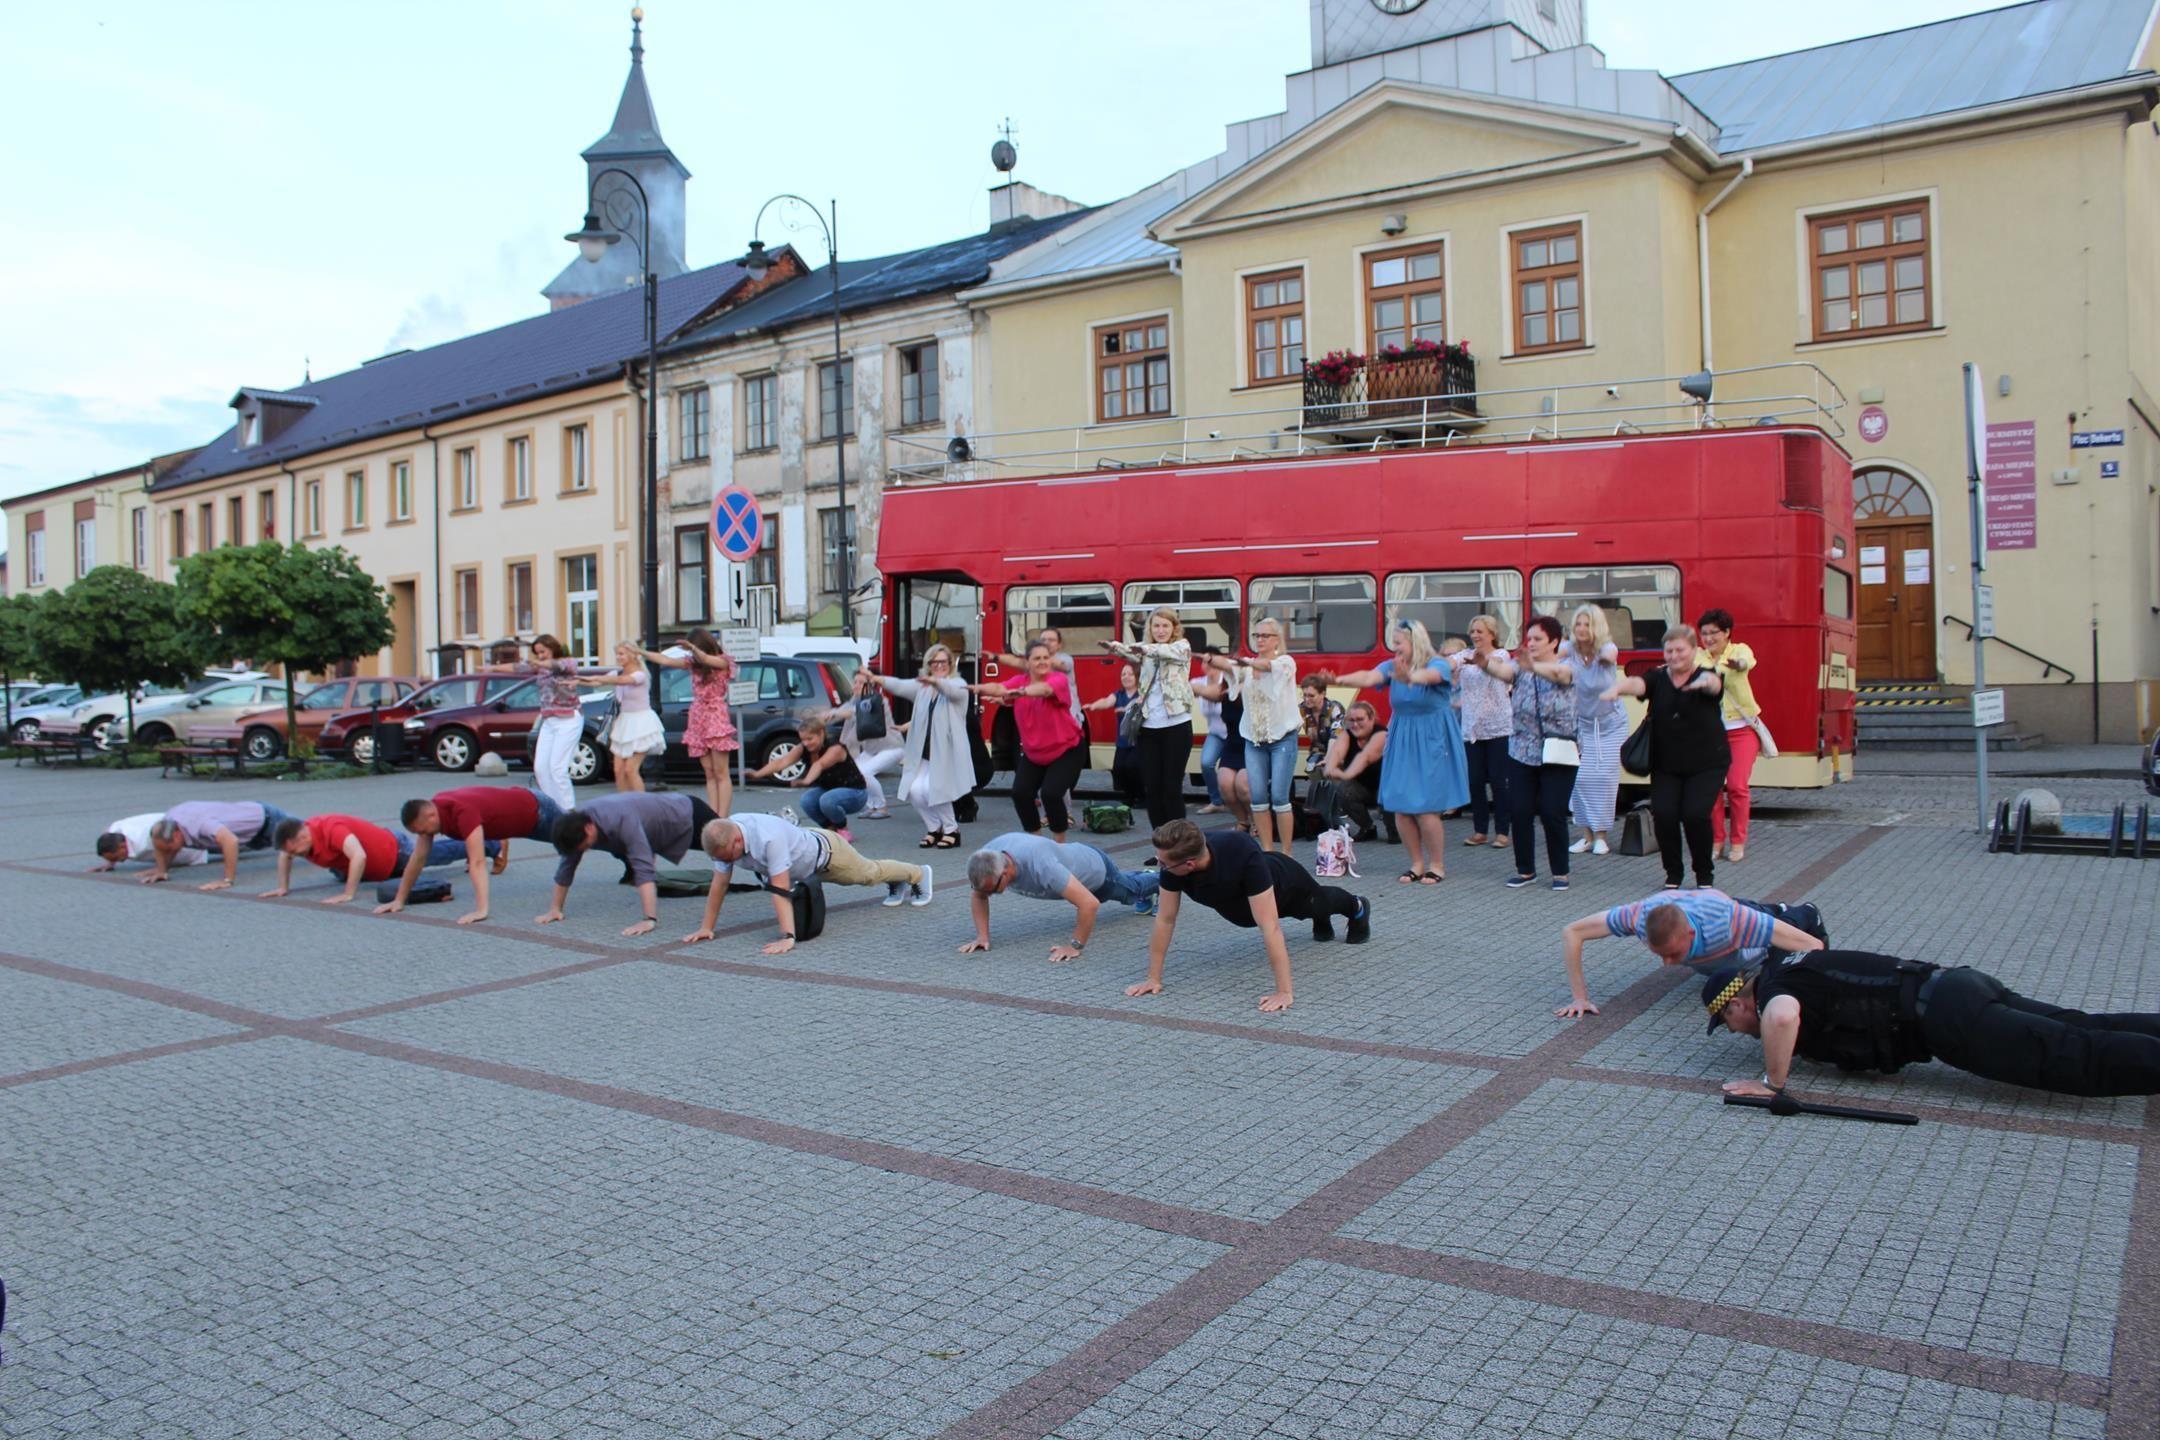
[1554,889,1826,1018]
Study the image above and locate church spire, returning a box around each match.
[583,5,687,177]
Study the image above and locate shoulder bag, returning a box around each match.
[1534,675,1579,767]
[1120,659,1162,747]
[851,694,888,742]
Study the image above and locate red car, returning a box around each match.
[399,671,610,781]
[318,672,534,766]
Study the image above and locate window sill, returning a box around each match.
[387,517,416,528]
[1232,378,1301,393]
[1796,326,1945,353]
[893,419,945,434]
[1498,344,1596,364]
[501,496,537,509]
[737,444,779,458]
[557,486,596,500]
[675,455,711,468]
[447,506,480,517]
[342,526,369,535]
[1087,413,1178,430]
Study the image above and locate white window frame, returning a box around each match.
[1120,577,1241,651]
[1385,569,1525,647]
[743,373,778,451]
[1004,582,1116,655]
[563,553,601,660]
[565,424,590,492]
[455,448,478,510]
[1249,573,1377,653]
[27,526,47,586]
[898,342,941,428]
[75,516,96,577]
[345,469,367,529]
[678,388,711,461]
[132,507,148,569]
[508,436,531,501]
[391,460,413,522]
[304,480,322,537]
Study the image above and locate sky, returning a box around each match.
[0,0,2037,516]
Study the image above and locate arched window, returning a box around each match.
[1854,467,1932,519]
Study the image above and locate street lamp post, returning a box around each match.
[565,170,661,651]
[741,197,852,638]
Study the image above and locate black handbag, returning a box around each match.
[1621,715,1653,776]
[1120,661,1163,747]
[851,695,887,742]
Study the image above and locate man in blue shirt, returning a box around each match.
[1553,889,1826,1018]
[961,832,1160,963]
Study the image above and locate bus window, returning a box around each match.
[1006,583,1116,656]
[1824,565,1854,619]
[896,577,980,676]
[1123,578,1240,652]
[1251,574,1377,653]
[1531,565,1681,649]
[1385,570,1523,647]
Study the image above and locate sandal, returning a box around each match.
[935,830,961,848]
[919,832,942,848]
[1419,870,1445,884]
[1397,869,1421,884]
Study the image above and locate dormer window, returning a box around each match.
[239,412,261,448]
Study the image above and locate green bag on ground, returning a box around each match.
[1083,802,1132,835]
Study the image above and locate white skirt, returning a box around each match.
[610,708,667,758]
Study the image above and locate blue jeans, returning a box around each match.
[801,786,867,829]
[1245,732,1300,813]
[1083,846,1161,911]
[529,790,565,842]
[397,833,503,869]
[1199,732,1225,804]
[250,803,299,851]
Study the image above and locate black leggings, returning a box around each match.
[1509,758,1574,878]
[1651,767,1722,887]
[1465,736,1511,837]
[1922,968,2160,1096]
[1330,776,1397,842]
[1013,741,1087,835]
[1135,722,1192,830]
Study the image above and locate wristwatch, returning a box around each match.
[1066,939,1087,951]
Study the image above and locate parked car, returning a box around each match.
[20,684,82,708]
[41,682,205,749]
[652,656,847,781]
[317,672,535,766]
[118,680,294,748]
[756,636,876,686]
[401,677,610,782]
[199,675,426,762]
[9,690,93,744]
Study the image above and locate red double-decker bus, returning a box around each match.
[875,424,1857,788]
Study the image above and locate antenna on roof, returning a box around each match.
[303,356,311,383]
[991,118,1017,175]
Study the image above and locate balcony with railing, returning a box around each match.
[1301,343,1480,438]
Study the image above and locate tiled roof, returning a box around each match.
[1672,0,2158,153]
[664,210,1096,350]
[157,260,750,493]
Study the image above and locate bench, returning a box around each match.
[11,735,98,767]
[158,743,249,779]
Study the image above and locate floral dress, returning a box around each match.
[684,656,739,757]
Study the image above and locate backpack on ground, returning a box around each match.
[375,879,452,905]
[1083,802,1132,834]
[1314,824,1358,879]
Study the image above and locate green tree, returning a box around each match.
[25,567,207,740]
[174,541,395,745]
[0,592,41,739]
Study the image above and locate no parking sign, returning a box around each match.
[711,485,762,563]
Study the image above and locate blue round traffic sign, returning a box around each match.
[711,486,762,563]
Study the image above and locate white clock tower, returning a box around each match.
[1309,0,1584,68]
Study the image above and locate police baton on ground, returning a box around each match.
[1722,1093,1916,1125]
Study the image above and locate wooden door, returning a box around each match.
[1856,521,1936,681]
[389,581,418,676]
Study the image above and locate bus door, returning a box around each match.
[888,574,982,711]
[999,581,1120,744]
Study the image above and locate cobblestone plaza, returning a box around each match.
[1,764,2153,1439]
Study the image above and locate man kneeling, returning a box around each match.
[960,832,1160,963]
[687,815,932,955]
[1705,950,2160,1099]
[1126,819,1369,1013]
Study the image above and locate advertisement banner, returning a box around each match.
[1984,420,2037,550]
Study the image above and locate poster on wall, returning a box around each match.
[1903,549,1931,583]
[1984,420,2037,550]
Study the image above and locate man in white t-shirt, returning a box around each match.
[93,813,207,872]
[684,813,931,954]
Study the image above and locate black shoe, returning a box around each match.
[1311,914,1336,942]
[1345,897,1371,945]
[1354,827,1379,843]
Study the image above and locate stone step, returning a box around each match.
[1861,726,2046,752]
[1858,708,1985,728]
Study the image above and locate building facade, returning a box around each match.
[959,0,2160,741]
[4,451,194,599]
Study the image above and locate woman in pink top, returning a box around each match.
[638,628,738,816]
[975,641,1085,842]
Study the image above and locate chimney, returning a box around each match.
[989,180,1083,233]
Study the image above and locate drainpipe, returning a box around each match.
[423,425,442,676]
[1697,157,1753,371]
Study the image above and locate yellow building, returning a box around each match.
[962,0,2160,743]
[3,452,194,599]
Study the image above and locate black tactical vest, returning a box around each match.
[1754,950,1934,1073]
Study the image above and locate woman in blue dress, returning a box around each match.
[1337,618,1469,882]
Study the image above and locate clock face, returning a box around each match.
[1371,0,1428,13]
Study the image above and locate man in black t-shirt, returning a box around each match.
[1125,819,1369,1013]
[1703,950,2160,1099]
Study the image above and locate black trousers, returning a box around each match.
[1922,968,2160,1097]
[1111,746,1145,806]
[1215,855,1360,931]
[1465,735,1511,837]
[1135,721,1192,830]
[1650,767,1722,887]
[1013,741,1087,835]
[1509,758,1574,878]
[1329,776,1397,842]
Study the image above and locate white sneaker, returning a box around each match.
[908,864,934,906]
[882,881,908,908]
[1568,837,1591,854]
[1591,838,1610,856]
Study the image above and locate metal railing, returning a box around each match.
[888,362,1847,483]
[1941,615,2076,683]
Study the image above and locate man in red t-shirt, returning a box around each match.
[376,786,551,924]
[264,814,477,906]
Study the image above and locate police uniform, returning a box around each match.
[1712,950,2160,1098]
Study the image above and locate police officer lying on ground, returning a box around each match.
[962,833,1160,962]
[1125,819,1369,1014]
[1554,888,1826,1018]
[1704,950,2160,1099]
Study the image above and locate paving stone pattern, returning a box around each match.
[0,762,2154,1439]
